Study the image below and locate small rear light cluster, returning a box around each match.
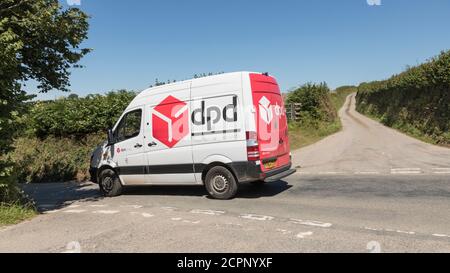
[246,131,259,161]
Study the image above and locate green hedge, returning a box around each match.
[5,90,136,183]
[8,134,105,183]
[356,51,450,145]
[26,90,136,137]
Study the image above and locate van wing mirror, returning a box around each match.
[107,129,115,146]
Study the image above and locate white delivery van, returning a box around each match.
[89,72,295,199]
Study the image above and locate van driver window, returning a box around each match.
[115,109,142,142]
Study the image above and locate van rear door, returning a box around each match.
[250,73,290,173]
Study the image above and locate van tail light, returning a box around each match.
[246,131,260,161]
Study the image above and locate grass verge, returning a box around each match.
[289,120,341,150]
[288,89,355,150]
[0,203,36,227]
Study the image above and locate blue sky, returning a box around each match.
[29,0,450,100]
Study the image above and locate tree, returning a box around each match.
[68,93,79,99]
[0,0,90,203]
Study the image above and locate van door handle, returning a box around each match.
[134,143,143,148]
[148,142,157,147]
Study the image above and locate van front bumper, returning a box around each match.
[229,162,296,183]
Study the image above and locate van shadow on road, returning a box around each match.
[21,179,292,212]
[21,182,104,213]
[123,180,292,199]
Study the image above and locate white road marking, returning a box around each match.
[171,217,199,224]
[318,171,346,175]
[92,210,119,214]
[432,168,450,174]
[391,168,422,174]
[432,234,450,238]
[364,227,415,235]
[225,222,243,227]
[120,205,143,209]
[190,209,225,216]
[276,229,292,235]
[64,209,86,214]
[239,214,274,221]
[161,207,178,211]
[364,227,381,231]
[89,204,107,208]
[67,204,81,208]
[290,219,332,228]
[296,231,313,239]
[43,209,61,214]
[354,171,380,175]
[182,220,200,224]
[395,230,416,235]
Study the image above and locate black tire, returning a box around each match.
[204,166,238,200]
[99,169,123,197]
[250,180,266,186]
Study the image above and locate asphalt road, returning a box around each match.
[0,94,449,253]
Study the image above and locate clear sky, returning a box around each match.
[29,0,450,100]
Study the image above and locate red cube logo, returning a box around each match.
[152,96,189,148]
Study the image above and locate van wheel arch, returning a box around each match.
[201,162,238,184]
[97,165,118,183]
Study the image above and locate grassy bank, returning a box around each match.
[288,85,356,150]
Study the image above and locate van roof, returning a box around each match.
[134,71,264,99]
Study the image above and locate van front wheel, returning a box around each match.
[204,166,238,200]
[99,169,123,197]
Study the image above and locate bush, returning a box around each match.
[286,82,337,125]
[0,159,31,205]
[356,50,450,145]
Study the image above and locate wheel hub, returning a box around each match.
[213,175,228,192]
[102,176,114,191]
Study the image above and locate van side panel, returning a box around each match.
[191,73,247,183]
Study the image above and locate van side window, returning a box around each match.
[115,109,142,142]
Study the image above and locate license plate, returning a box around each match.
[263,161,277,169]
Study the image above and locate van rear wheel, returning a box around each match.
[204,166,238,200]
[99,169,123,197]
